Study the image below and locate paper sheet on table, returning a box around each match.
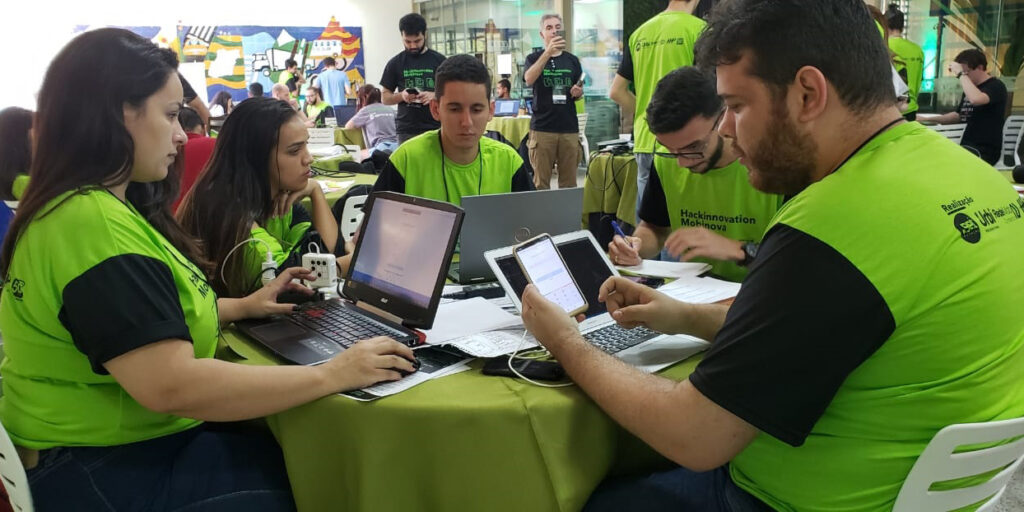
[657,275,741,303]
[421,297,522,344]
[441,329,538,358]
[340,346,473,401]
[616,260,711,279]
[318,179,354,194]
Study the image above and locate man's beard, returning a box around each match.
[744,101,818,196]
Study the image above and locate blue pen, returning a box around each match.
[610,220,633,249]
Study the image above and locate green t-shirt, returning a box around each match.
[623,11,706,153]
[649,157,783,281]
[379,129,530,207]
[730,122,1024,511]
[889,37,925,114]
[243,205,312,293]
[0,189,219,449]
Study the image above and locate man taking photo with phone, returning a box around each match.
[524,14,584,190]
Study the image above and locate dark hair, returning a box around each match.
[399,13,427,35]
[248,82,264,97]
[435,54,491,99]
[955,49,987,71]
[885,4,905,31]
[177,97,300,297]
[497,79,511,90]
[322,56,336,68]
[210,90,232,114]
[646,67,722,135]
[285,58,297,70]
[1,28,201,278]
[356,84,382,110]
[0,107,33,201]
[306,85,322,100]
[695,0,894,114]
[177,106,204,132]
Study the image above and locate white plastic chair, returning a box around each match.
[339,195,367,242]
[996,115,1023,170]
[929,123,967,144]
[0,421,34,511]
[578,113,590,167]
[893,416,1024,512]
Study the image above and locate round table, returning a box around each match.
[486,116,532,148]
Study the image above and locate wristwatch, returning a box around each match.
[738,242,759,267]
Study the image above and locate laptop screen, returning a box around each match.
[345,192,465,328]
[494,99,519,116]
[494,238,613,318]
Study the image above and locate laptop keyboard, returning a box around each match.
[293,302,411,351]
[584,324,659,355]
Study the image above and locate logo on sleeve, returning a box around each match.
[10,278,25,300]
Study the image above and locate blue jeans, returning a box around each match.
[26,421,295,512]
[584,465,772,512]
[372,140,399,154]
[634,152,653,220]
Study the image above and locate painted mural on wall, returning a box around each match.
[78,18,364,103]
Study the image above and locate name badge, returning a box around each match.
[552,94,567,105]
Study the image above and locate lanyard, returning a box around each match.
[831,117,905,174]
[438,131,483,203]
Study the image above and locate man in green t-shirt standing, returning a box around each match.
[607,67,782,283]
[523,14,584,190]
[277,58,304,100]
[520,1,1024,510]
[885,4,923,121]
[610,0,705,216]
[373,54,533,206]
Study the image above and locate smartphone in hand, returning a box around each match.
[513,234,588,317]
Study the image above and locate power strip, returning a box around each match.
[302,253,337,288]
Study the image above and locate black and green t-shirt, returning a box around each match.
[380,48,446,137]
[524,49,582,134]
[689,122,1024,510]
[617,11,706,153]
[242,204,314,293]
[0,189,219,449]
[373,129,534,206]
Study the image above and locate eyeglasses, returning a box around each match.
[653,110,724,160]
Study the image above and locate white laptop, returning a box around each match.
[484,230,709,373]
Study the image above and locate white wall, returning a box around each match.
[0,0,414,110]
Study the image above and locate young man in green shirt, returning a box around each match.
[521,1,1024,510]
[373,54,534,206]
[607,67,782,282]
[610,0,705,215]
[277,58,303,100]
[885,4,923,121]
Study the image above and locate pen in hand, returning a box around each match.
[610,220,633,249]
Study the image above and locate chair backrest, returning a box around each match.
[929,123,967,144]
[577,113,589,134]
[0,421,34,511]
[1002,115,1024,167]
[339,194,368,242]
[893,416,1024,512]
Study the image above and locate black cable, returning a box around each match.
[310,165,357,179]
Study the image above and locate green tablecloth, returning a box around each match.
[300,173,378,212]
[221,330,697,511]
[486,116,532,148]
[334,127,366,148]
[583,153,638,227]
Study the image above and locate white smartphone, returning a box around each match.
[513,233,588,317]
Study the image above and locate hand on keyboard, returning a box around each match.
[318,336,418,392]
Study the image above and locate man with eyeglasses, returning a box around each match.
[608,67,783,282]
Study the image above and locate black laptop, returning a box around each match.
[237,192,465,365]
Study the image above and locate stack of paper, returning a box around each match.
[616,260,711,280]
[317,179,354,194]
[657,275,741,303]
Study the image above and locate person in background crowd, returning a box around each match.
[173,106,216,212]
[317,56,352,107]
[347,84,399,157]
[610,0,703,215]
[380,13,447,143]
[0,27,416,512]
[885,3,923,121]
[495,78,512,100]
[178,73,211,129]
[302,86,335,128]
[208,90,234,118]
[278,58,304,100]
[272,83,303,114]
[524,13,583,190]
[249,82,265,98]
[920,49,1008,165]
[0,107,32,201]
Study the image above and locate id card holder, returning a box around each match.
[552,93,567,105]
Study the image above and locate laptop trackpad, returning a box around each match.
[251,321,307,340]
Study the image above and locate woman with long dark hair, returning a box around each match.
[0,28,415,511]
[208,89,234,117]
[0,106,33,200]
[178,96,353,298]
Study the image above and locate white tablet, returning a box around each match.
[484,230,619,316]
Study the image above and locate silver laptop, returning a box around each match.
[484,230,709,373]
[451,188,584,284]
